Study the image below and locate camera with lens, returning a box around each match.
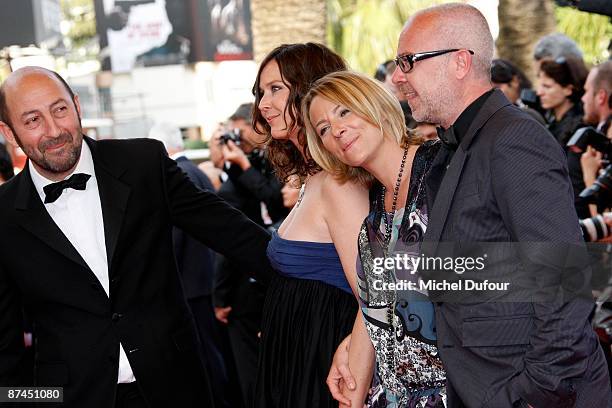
[567,127,612,207]
[219,128,241,146]
[519,89,541,111]
[567,127,612,158]
[580,164,612,207]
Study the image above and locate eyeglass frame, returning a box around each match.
[394,49,475,74]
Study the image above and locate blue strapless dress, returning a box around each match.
[253,232,358,407]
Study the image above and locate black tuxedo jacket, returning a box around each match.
[422,90,610,408]
[0,137,272,407]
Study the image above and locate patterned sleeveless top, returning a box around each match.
[357,141,447,408]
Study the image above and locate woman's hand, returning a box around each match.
[327,334,355,406]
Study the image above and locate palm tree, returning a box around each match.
[250,0,327,62]
[327,0,446,75]
[555,6,612,65]
[496,0,556,80]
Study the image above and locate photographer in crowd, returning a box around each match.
[574,60,612,381]
[574,61,612,242]
[582,60,612,138]
[217,103,288,223]
[212,103,287,406]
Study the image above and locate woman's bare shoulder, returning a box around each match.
[319,171,368,198]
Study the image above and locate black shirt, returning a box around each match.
[437,89,495,163]
[454,88,495,147]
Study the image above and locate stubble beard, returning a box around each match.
[405,64,454,127]
[16,130,83,175]
[582,99,599,126]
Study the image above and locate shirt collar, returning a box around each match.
[435,89,494,150]
[170,152,185,160]
[29,140,95,203]
[452,88,495,144]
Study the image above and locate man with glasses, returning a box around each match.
[328,3,609,408]
[393,4,609,408]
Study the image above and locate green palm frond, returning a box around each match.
[327,0,445,75]
[555,6,611,65]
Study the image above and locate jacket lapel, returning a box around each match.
[14,165,90,270]
[86,137,130,271]
[423,90,511,255]
[423,148,468,255]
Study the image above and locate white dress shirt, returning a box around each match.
[29,142,136,384]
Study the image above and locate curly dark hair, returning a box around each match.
[252,43,347,183]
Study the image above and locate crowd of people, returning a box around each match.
[0,2,611,408]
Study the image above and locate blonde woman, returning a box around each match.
[303,71,446,407]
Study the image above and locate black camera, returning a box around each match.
[567,127,612,158]
[219,129,241,145]
[519,89,541,111]
[580,164,612,206]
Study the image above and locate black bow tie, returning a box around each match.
[436,126,459,150]
[43,173,91,204]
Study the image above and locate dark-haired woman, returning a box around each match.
[251,43,368,407]
[537,57,590,217]
[536,57,588,145]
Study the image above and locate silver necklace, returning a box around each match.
[296,182,306,207]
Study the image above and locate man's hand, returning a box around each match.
[581,146,603,185]
[222,140,251,171]
[327,334,356,406]
[214,306,232,324]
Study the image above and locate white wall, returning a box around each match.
[108,61,258,140]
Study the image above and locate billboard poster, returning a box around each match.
[208,0,253,61]
[94,0,253,72]
[0,0,61,49]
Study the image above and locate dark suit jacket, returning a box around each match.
[422,90,610,408]
[0,137,272,408]
[173,156,216,298]
[213,159,286,313]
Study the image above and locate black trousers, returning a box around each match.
[188,295,235,408]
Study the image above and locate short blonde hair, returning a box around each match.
[302,71,419,186]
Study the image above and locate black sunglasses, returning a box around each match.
[394,49,475,73]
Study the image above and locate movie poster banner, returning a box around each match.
[94,0,253,72]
